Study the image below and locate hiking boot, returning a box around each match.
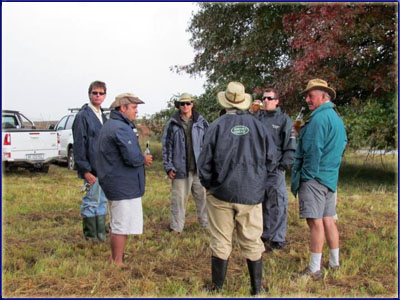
[299,267,323,280]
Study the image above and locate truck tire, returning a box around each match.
[68,147,75,170]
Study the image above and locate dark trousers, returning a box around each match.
[261,170,288,243]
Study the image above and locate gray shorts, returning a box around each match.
[298,179,336,219]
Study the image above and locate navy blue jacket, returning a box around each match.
[96,110,146,201]
[72,104,107,178]
[162,111,208,179]
[253,107,296,171]
[198,110,277,205]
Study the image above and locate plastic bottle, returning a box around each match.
[145,141,151,155]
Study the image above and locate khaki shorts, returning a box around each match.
[207,194,264,261]
[109,198,143,235]
[298,179,336,219]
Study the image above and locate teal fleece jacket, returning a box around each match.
[291,101,347,196]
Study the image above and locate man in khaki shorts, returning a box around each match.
[198,82,276,295]
[96,93,152,266]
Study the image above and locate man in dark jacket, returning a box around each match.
[252,88,297,251]
[198,81,276,295]
[162,93,208,233]
[96,93,152,266]
[72,80,108,242]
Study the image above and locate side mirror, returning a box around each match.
[48,124,55,130]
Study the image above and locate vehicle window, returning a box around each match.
[2,115,17,128]
[56,116,68,131]
[65,114,75,130]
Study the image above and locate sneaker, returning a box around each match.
[328,264,340,270]
[264,241,285,252]
[299,267,323,280]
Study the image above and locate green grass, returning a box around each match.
[2,150,398,297]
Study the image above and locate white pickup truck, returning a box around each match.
[50,108,110,170]
[2,110,59,173]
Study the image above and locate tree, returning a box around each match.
[176,3,397,115]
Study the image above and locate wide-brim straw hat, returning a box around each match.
[217,81,252,110]
[301,79,336,100]
[110,93,144,109]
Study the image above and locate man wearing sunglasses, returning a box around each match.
[72,80,108,242]
[252,88,297,251]
[162,93,209,234]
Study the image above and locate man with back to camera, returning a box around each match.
[198,81,276,295]
[291,79,347,279]
[161,93,208,234]
[252,88,297,251]
[72,80,108,242]
[96,93,153,266]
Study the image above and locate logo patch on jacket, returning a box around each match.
[231,125,249,136]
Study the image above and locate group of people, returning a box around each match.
[71,78,347,295]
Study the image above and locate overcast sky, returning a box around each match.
[2,2,206,121]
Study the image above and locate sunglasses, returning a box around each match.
[262,96,278,101]
[91,91,106,96]
[179,102,192,107]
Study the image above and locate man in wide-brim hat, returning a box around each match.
[291,79,347,280]
[198,81,277,295]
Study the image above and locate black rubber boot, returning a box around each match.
[96,215,107,242]
[208,256,229,292]
[247,258,263,295]
[82,217,97,241]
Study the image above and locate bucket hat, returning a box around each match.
[178,93,193,103]
[301,79,336,100]
[217,82,252,110]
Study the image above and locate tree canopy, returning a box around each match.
[174,2,397,113]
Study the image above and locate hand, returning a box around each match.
[168,170,176,180]
[144,154,153,167]
[293,121,302,134]
[83,172,97,185]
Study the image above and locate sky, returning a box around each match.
[2,2,206,121]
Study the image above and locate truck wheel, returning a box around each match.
[38,164,50,173]
[68,148,75,170]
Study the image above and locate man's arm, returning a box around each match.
[114,127,146,168]
[280,115,297,171]
[161,120,176,174]
[72,113,92,176]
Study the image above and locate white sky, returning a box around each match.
[2,2,205,121]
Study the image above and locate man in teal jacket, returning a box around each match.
[291,79,347,279]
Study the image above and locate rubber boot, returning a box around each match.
[247,258,263,295]
[82,217,97,241]
[96,215,107,242]
[207,256,228,292]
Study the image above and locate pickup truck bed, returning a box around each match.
[2,110,59,173]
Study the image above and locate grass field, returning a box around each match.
[2,150,398,298]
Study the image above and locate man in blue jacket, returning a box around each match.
[162,93,208,233]
[291,79,347,279]
[72,81,108,242]
[96,93,152,266]
[198,81,276,295]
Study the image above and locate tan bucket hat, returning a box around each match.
[301,79,336,100]
[217,81,252,110]
[178,93,193,103]
[110,93,144,109]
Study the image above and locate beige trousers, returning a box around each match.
[207,194,265,261]
[170,171,208,232]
